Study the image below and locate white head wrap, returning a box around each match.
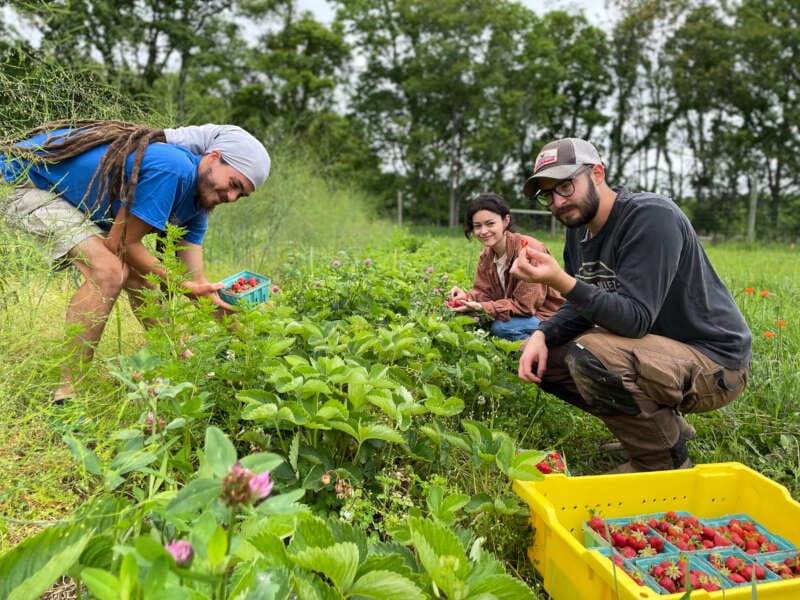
[164,124,271,189]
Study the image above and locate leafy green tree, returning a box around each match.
[8,0,240,118]
[239,0,350,128]
[605,0,681,194]
[336,0,506,225]
[666,5,737,203]
[727,0,800,239]
[336,0,611,224]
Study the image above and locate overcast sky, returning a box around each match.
[296,0,618,26]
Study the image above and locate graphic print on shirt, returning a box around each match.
[576,260,618,292]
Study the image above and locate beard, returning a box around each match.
[195,167,219,213]
[554,177,600,228]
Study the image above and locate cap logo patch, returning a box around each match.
[534,148,558,172]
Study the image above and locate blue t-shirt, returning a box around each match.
[1,128,207,244]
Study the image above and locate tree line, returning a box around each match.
[1,0,798,239]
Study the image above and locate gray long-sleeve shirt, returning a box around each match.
[538,188,752,370]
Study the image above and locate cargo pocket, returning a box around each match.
[680,367,744,414]
[631,348,685,410]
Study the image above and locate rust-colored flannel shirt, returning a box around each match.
[468,231,564,322]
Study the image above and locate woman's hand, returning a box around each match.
[447,286,467,301]
[447,300,482,313]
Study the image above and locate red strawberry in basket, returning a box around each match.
[588,515,606,533]
[658,576,677,593]
[647,535,664,552]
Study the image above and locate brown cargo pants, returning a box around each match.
[539,329,749,471]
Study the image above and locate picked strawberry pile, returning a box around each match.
[226,276,261,294]
[645,511,716,551]
[706,551,769,583]
[646,512,781,553]
[534,451,566,474]
[587,516,667,558]
[712,517,780,554]
[585,510,799,593]
[764,552,800,579]
[647,556,723,593]
[445,295,472,308]
[588,511,785,555]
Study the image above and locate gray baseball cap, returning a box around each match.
[523,138,601,198]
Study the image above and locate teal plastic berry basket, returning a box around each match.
[219,270,271,306]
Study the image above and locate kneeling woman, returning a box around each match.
[447,193,563,341]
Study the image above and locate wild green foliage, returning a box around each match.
[0,207,551,597]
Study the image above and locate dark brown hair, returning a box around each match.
[464,192,514,239]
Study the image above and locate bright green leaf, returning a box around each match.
[204,426,237,477]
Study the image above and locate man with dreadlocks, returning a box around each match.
[0,119,271,413]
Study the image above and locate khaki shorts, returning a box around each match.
[1,180,103,265]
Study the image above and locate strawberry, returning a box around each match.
[588,515,606,533]
[658,576,676,593]
[627,530,647,551]
[647,535,664,552]
[701,526,716,540]
[535,461,552,474]
[713,534,730,547]
[725,555,741,572]
[520,239,528,247]
[248,277,258,286]
[611,532,628,548]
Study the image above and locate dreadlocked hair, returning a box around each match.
[4,119,167,257]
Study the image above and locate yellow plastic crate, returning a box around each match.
[513,462,800,600]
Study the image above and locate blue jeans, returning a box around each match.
[490,316,540,341]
